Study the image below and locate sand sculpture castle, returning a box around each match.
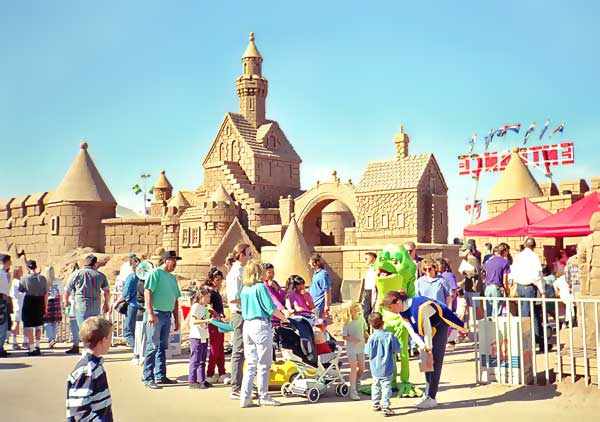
[0,33,455,299]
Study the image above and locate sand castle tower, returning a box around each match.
[162,192,190,251]
[487,148,543,218]
[236,32,268,128]
[151,170,173,217]
[271,217,313,284]
[46,142,116,260]
[201,185,238,256]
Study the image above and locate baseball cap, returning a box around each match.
[161,250,182,261]
[26,260,37,270]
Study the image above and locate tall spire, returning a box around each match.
[394,125,410,160]
[49,142,116,203]
[236,32,268,128]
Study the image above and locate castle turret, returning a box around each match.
[236,32,268,128]
[46,142,116,260]
[151,170,173,217]
[201,185,238,256]
[161,191,190,252]
[394,126,410,160]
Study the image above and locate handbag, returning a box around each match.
[115,301,128,315]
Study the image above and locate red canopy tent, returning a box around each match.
[463,198,552,237]
[528,192,600,237]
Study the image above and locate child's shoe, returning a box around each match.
[206,375,219,384]
[349,389,360,401]
[218,373,229,383]
[382,407,395,417]
[259,397,281,406]
[372,403,382,412]
[203,381,212,388]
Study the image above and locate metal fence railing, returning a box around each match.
[472,296,599,388]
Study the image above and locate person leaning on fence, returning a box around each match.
[510,237,549,353]
[484,244,511,317]
[142,250,182,389]
[64,255,110,328]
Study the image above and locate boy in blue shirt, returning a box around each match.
[364,312,400,417]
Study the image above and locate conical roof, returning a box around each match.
[154,170,172,190]
[272,218,313,285]
[488,148,542,201]
[210,185,233,205]
[167,191,190,208]
[242,32,262,59]
[49,142,116,203]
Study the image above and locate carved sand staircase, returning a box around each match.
[221,161,260,211]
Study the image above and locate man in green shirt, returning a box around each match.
[142,251,181,389]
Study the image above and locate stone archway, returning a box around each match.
[294,178,357,248]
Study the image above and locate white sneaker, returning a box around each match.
[349,389,360,401]
[218,374,229,383]
[131,358,139,365]
[240,400,255,408]
[415,396,437,409]
[206,375,219,383]
[259,397,281,406]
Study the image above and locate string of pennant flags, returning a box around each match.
[467,119,565,154]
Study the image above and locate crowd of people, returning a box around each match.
[0,236,577,420]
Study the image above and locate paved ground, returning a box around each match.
[1,340,599,422]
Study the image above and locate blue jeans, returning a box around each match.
[485,285,505,317]
[372,375,393,408]
[517,284,541,341]
[124,305,137,349]
[45,322,58,342]
[143,311,171,383]
[69,318,80,346]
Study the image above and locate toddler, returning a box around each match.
[364,312,400,417]
[189,286,212,389]
[340,301,367,400]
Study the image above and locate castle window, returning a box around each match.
[367,215,374,229]
[269,162,272,177]
[181,227,190,247]
[289,165,292,178]
[191,227,200,247]
[249,97,255,111]
[439,211,443,225]
[396,212,405,228]
[50,216,59,235]
[381,213,389,229]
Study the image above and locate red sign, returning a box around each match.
[458,142,574,176]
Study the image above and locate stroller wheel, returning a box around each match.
[281,382,293,398]
[307,387,320,403]
[338,383,350,397]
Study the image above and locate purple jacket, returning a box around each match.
[264,280,286,323]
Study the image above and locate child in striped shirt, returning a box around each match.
[66,317,113,422]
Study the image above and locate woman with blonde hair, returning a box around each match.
[239,260,289,408]
[44,266,63,348]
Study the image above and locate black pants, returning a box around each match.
[362,289,373,319]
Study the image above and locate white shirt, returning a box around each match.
[364,266,376,291]
[510,248,544,292]
[0,269,10,296]
[225,261,244,313]
[115,261,133,293]
[48,278,64,300]
[189,303,209,341]
[10,278,25,309]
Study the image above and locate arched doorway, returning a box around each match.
[298,198,356,248]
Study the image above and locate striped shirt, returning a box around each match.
[66,267,109,315]
[66,353,113,422]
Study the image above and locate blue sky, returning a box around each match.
[1,1,597,241]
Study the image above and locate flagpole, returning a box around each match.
[469,173,480,224]
[140,173,151,215]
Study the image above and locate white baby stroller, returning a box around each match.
[274,316,348,403]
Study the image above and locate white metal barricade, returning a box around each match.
[473,296,600,388]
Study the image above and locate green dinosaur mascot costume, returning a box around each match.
[360,244,423,398]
